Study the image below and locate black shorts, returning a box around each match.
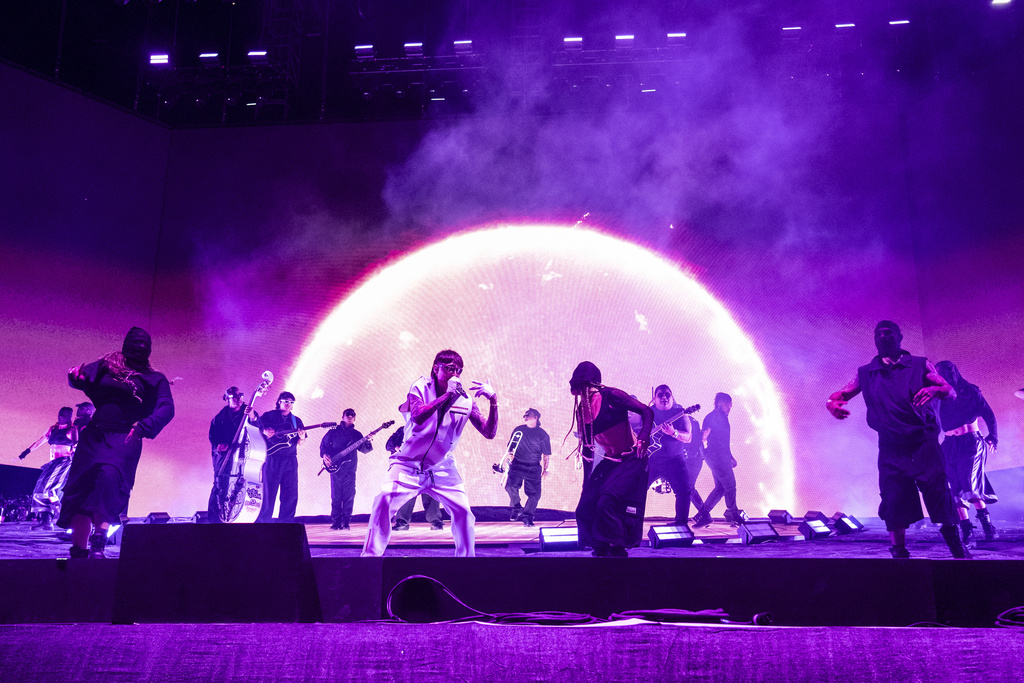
[877,438,956,530]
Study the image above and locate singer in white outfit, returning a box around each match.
[362,349,498,557]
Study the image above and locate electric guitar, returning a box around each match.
[644,404,701,458]
[318,420,395,474]
[265,421,337,456]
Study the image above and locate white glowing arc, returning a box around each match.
[288,224,794,510]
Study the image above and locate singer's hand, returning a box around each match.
[447,376,465,396]
[470,380,496,400]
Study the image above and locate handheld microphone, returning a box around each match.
[449,378,468,399]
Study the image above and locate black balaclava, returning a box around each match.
[122,327,152,371]
[873,320,903,359]
[570,361,602,394]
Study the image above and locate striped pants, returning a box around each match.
[31,456,73,516]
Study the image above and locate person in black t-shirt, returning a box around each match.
[692,393,743,527]
[504,408,552,526]
[320,408,373,530]
[646,385,694,528]
[827,320,967,559]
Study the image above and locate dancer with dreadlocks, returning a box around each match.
[935,361,999,544]
[569,361,653,557]
[60,328,175,558]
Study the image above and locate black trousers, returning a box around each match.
[330,461,357,526]
[207,450,229,523]
[647,454,692,525]
[685,457,705,511]
[700,454,737,515]
[575,457,649,550]
[258,454,298,523]
[505,463,543,518]
[394,493,442,524]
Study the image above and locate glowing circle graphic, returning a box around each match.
[287,225,794,518]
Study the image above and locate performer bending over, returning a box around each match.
[570,361,653,557]
[320,408,373,530]
[693,393,744,527]
[386,426,445,531]
[935,361,999,543]
[207,387,256,523]
[257,392,305,523]
[61,327,175,558]
[827,321,969,559]
[19,406,78,530]
[504,408,552,527]
[647,385,693,528]
[362,350,497,557]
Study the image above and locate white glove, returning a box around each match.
[446,376,466,397]
[470,380,496,400]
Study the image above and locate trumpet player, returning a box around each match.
[503,408,551,527]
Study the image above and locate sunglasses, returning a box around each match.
[655,392,672,398]
[439,363,463,374]
[280,400,295,404]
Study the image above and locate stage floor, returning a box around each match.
[4,516,1024,561]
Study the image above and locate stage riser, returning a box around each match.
[3,554,1024,627]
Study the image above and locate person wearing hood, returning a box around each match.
[935,361,999,544]
[18,406,78,530]
[826,321,968,559]
[61,327,175,558]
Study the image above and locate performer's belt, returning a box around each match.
[944,421,979,437]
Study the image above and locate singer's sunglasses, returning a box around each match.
[439,363,463,375]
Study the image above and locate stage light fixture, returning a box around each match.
[667,32,687,47]
[198,52,220,66]
[835,23,856,29]
[803,510,830,524]
[615,34,635,50]
[144,512,171,524]
[831,512,865,534]
[404,42,424,58]
[737,521,779,545]
[453,40,473,55]
[354,44,375,59]
[889,20,910,26]
[992,0,1012,6]
[648,525,698,549]
[149,54,170,66]
[782,26,802,31]
[564,37,583,52]
[247,50,268,64]
[768,509,794,525]
[539,526,579,551]
[798,518,833,540]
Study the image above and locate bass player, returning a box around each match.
[207,386,257,523]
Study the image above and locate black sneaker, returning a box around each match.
[69,546,89,559]
[510,508,523,521]
[692,510,712,528]
[522,517,535,527]
[889,545,910,559]
[341,524,350,530]
[330,523,342,530]
[430,521,444,530]
[392,521,410,531]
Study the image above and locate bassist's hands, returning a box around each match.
[263,427,276,438]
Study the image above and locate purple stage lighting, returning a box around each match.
[247,50,268,64]
[404,42,424,58]
[615,35,635,49]
[889,20,910,26]
[453,40,472,56]
[782,26,802,31]
[667,32,687,47]
[835,24,856,29]
[149,54,169,66]
[564,36,583,52]
[354,44,374,59]
[198,53,220,66]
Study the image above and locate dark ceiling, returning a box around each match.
[2,1,1021,127]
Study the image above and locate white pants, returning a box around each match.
[362,458,476,557]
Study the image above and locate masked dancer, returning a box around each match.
[569,361,653,557]
[827,321,969,559]
[60,327,175,558]
[362,350,498,557]
[935,361,999,544]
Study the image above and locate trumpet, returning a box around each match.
[491,430,522,487]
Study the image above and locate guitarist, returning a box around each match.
[320,409,373,530]
[206,387,257,523]
[256,391,306,523]
[647,384,695,529]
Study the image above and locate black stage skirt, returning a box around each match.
[575,456,650,549]
[56,425,140,528]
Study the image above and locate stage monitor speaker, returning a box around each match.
[768,509,794,525]
[192,510,208,524]
[831,512,865,534]
[539,526,579,551]
[798,519,833,540]
[112,523,321,623]
[143,512,170,524]
[737,521,779,545]
[648,524,697,549]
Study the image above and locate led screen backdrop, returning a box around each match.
[3,54,1023,521]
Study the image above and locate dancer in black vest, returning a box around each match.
[827,321,968,559]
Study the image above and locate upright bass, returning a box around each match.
[216,371,274,523]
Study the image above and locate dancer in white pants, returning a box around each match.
[362,349,498,557]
